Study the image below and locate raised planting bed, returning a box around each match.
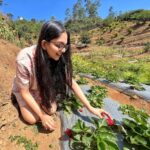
[59,85,150,150]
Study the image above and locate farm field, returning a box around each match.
[1,38,149,150]
[59,47,150,149]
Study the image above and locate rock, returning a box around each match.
[75,43,87,49]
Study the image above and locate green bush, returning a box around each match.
[0,21,16,42]
[127,28,133,35]
[144,42,150,53]
[123,71,139,85]
[80,32,91,44]
[95,37,105,46]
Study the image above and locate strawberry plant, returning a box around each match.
[87,86,107,108]
[59,85,107,114]
[105,70,120,82]
[123,71,145,90]
[58,94,83,114]
[119,105,150,150]
[65,119,119,150]
[76,76,88,85]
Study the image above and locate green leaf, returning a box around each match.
[131,135,147,146]
[97,139,106,150]
[103,139,119,150]
[73,134,81,141]
[123,147,130,150]
[96,132,116,143]
[82,136,92,147]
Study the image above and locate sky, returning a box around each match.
[0,0,150,21]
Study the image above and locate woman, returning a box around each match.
[12,21,111,131]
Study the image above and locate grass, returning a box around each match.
[9,135,39,150]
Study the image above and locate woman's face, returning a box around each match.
[42,32,68,61]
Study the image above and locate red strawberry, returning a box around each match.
[101,112,114,126]
[79,108,83,112]
[107,118,114,126]
[64,128,73,138]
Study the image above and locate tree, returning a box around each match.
[50,16,55,22]
[65,8,71,22]
[7,13,13,20]
[85,0,100,18]
[31,18,36,23]
[108,6,115,19]
[0,0,3,6]
[72,0,85,20]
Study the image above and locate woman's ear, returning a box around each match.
[41,40,48,50]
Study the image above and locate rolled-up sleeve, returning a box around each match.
[16,61,30,90]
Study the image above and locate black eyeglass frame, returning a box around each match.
[50,41,69,51]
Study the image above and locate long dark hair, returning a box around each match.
[35,21,72,109]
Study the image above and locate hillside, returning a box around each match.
[0,39,20,95]
[72,21,150,52]
[91,21,150,47]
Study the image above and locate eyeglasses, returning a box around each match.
[50,41,69,52]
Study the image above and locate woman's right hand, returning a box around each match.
[40,114,56,131]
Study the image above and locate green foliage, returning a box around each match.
[105,70,120,82]
[113,33,119,38]
[123,71,145,90]
[0,17,16,42]
[13,20,42,43]
[58,94,83,114]
[139,71,150,85]
[127,28,133,35]
[95,37,105,46]
[0,0,3,6]
[9,135,38,150]
[73,51,150,88]
[72,0,86,20]
[103,18,114,27]
[0,13,43,46]
[144,42,150,53]
[117,9,150,21]
[69,119,119,150]
[87,86,107,108]
[65,8,72,22]
[123,72,137,84]
[85,0,100,18]
[80,32,91,44]
[76,76,88,85]
[66,104,150,149]
[65,17,102,32]
[119,105,150,149]
[72,55,91,74]
[58,85,107,114]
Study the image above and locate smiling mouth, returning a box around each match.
[56,53,62,57]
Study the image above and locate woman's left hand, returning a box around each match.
[89,107,113,120]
